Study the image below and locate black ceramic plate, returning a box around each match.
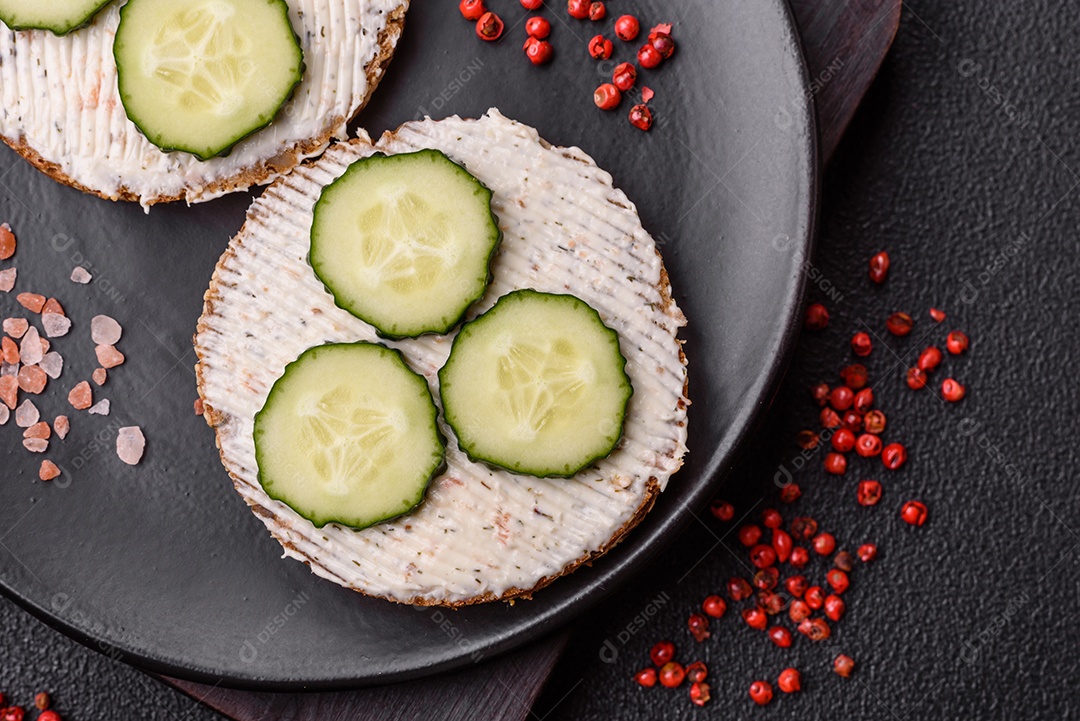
[0,0,815,689]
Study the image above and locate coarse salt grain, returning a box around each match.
[23,438,48,453]
[23,421,50,440]
[88,399,110,416]
[95,345,125,369]
[70,267,93,284]
[92,368,107,386]
[90,315,122,346]
[0,268,15,293]
[17,365,46,394]
[39,352,63,379]
[0,404,8,425]
[16,293,45,313]
[42,313,71,338]
[19,327,43,366]
[54,415,69,439]
[3,318,28,338]
[39,460,61,481]
[117,426,146,466]
[0,375,16,408]
[0,223,14,260]
[14,398,39,427]
[68,381,92,410]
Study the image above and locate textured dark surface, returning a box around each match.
[4,0,1079,718]
[0,0,816,702]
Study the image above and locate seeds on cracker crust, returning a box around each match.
[117,426,146,466]
[68,381,92,410]
[91,315,123,346]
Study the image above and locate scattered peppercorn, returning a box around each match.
[863,410,886,434]
[805,586,825,609]
[827,568,850,594]
[588,1,606,21]
[918,346,943,371]
[824,594,846,621]
[841,410,864,433]
[900,500,928,526]
[869,251,890,283]
[738,524,763,547]
[749,680,774,706]
[772,528,793,563]
[778,668,802,693]
[475,11,504,40]
[798,617,831,641]
[790,517,818,540]
[906,366,928,390]
[812,532,836,556]
[942,378,965,402]
[588,34,614,59]
[750,544,778,569]
[882,442,907,470]
[780,483,802,504]
[685,661,708,684]
[762,508,783,529]
[855,433,883,457]
[33,695,49,712]
[829,385,854,410]
[831,428,855,453]
[637,43,663,68]
[659,661,686,688]
[812,382,830,405]
[612,62,637,91]
[710,499,735,521]
[648,30,675,60]
[614,14,641,41]
[634,667,658,687]
[857,479,882,506]
[768,626,793,648]
[628,103,653,131]
[525,16,551,38]
[886,312,914,336]
[742,607,768,631]
[567,0,590,19]
[524,37,554,64]
[858,543,878,562]
[789,546,810,568]
[946,330,969,354]
[824,452,847,475]
[689,681,710,707]
[650,640,675,666]
[834,550,855,571]
[833,654,855,678]
[840,363,869,390]
[593,82,621,109]
[757,589,785,614]
[728,577,753,601]
[459,0,486,20]
[702,595,727,618]
[688,613,711,642]
[930,307,946,322]
[851,331,873,357]
[789,599,811,623]
[820,407,842,429]
[853,387,874,413]
[752,568,780,592]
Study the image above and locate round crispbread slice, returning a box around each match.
[194,110,689,606]
[0,0,407,208]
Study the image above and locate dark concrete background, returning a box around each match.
[3,0,1079,718]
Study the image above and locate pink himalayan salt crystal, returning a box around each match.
[17,364,46,394]
[68,381,92,410]
[90,315,122,346]
[0,268,14,293]
[54,415,70,439]
[117,426,145,466]
[95,345,125,369]
[23,438,48,453]
[70,267,93,284]
[39,460,61,481]
[19,327,43,366]
[14,398,39,427]
[0,404,8,425]
[92,368,107,386]
[41,313,71,338]
[1,361,17,377]
[23,421,50,440]
[3,318,28,338]
[39,352,63,379]
[87,399,110,416]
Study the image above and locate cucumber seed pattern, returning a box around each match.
[498,338,589,441]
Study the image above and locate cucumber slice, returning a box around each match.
[310,150,502,338]
[254,343,446,530]
[439,290,633,478]
[0,0,113,35]
[114,0,304,161]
